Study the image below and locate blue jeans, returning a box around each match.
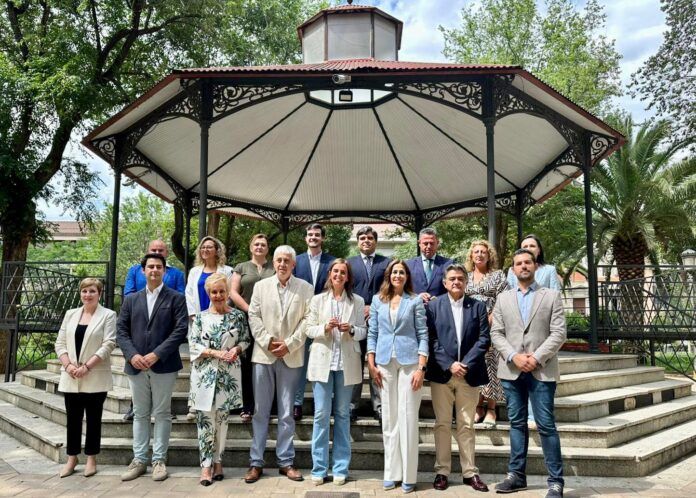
[501,373,564,487]
[128,370,178,463]
[294,339,312,407]
[311,370,353,479]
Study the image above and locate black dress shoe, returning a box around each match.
[433,474,448,490]
[123,407,134,421]
[293,405,303,421]
[374,407,382,422]
[463,474,489,492]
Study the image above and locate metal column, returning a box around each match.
[198,82,213,240]
[583,134,600,353]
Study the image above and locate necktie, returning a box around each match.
[365,255,373,280]
[425,258,433,283]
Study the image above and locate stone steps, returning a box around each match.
[4,377,696,450]
[2,397,696,477]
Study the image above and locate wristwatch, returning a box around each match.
[418,365,427,372]
[349,326,355,337]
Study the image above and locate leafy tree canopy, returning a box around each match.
[441,0,622,113]
[631,0,695,147]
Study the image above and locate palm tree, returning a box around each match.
[592,115,696,281]
[591,115,695,349]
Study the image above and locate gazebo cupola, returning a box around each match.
[298,0,403,105]
[298,0,402,63]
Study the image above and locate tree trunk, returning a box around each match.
[0,201,37,376]
[612,234,649,354]
[207,212,220,238]
[170,202,188,267]
[495,212,508,266]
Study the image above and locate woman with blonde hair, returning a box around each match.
[185,236,234,420]
[54,278,117,478]
[464,240,509,428]
[229,233,275,422]
[189,272,250,485]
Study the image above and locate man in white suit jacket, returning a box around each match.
[244,245,314,484]
[490,249,567,498]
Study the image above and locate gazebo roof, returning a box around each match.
[83,59,624,231]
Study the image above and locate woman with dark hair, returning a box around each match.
[230,233,275,422]
[507,234,560,290]
[305,258,366,486]
[55,278,116,478]
[367,259,428,493]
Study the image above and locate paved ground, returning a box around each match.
[0,433,695,497]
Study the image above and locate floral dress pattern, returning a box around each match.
[189,310,250,411]
[465,269,509,402]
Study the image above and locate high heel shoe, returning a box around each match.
[200,467,213,486]
[59,458,78,478]
[212,462,224,481]
[83,457,97,477]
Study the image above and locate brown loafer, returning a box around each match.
[463,474,489,492]
[244,466,263,483]
[279,465,303,481]
[433,473,448,490]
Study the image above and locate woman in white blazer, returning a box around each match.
[185,236,234,317]
[184,236,233,420]
[305,258,366,486]
[54,278,116,478]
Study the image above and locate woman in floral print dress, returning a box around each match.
[188,273,250,486]
[464,240,509,428]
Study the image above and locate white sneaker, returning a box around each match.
[152,460,168,481]
[120,458,146,481]
[311,476,325,486]
[334,476,347,486]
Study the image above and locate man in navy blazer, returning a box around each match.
[292,223,335,420]
[117,253,188,482]
[426,264,490,492]
[405,228,453,304]
[347,226,390,421]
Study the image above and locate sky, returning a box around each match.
[40,0,667,221]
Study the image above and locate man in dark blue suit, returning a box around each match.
[405,227,453,304]
[117,253,188,482]
[347,226,390,421]
[292,223,335,420]
[426,264,490,492]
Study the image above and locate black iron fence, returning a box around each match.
[0,261,109,381]
[594,264,696,379]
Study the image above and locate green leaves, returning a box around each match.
[441,0,622,113]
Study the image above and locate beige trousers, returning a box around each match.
[431,376,480,477]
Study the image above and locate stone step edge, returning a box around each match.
[559,366,664,383]
[555,379,693,407]
[4,380,696,437]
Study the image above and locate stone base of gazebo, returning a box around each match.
[1,351,695,477]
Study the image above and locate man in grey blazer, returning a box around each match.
[490,249,567,498]
[117,253,188,482]
[244,245,314,484]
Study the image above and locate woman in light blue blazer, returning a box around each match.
[367,259,428,494]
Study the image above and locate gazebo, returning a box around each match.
[82,1,624,349]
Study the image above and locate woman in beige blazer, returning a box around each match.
[54,278,117,478]
[305,258,366,486]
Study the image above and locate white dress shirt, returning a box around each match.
[449,295,464,360]
[145,282,164,319]
[308,251,322,287]
[276,276,290,315]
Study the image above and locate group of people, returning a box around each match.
[53,224,567,498]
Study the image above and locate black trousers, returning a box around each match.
[63,391,107,456]
[240,336,255,411]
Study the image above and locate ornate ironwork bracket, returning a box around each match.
[212,83,305,122]
[392,81,483,119]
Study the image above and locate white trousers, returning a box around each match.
[379,358,423,484]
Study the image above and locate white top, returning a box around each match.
[449,295,464,359]
[329,296,344,371]
[308,250,323,287]
[145,283,164,319]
